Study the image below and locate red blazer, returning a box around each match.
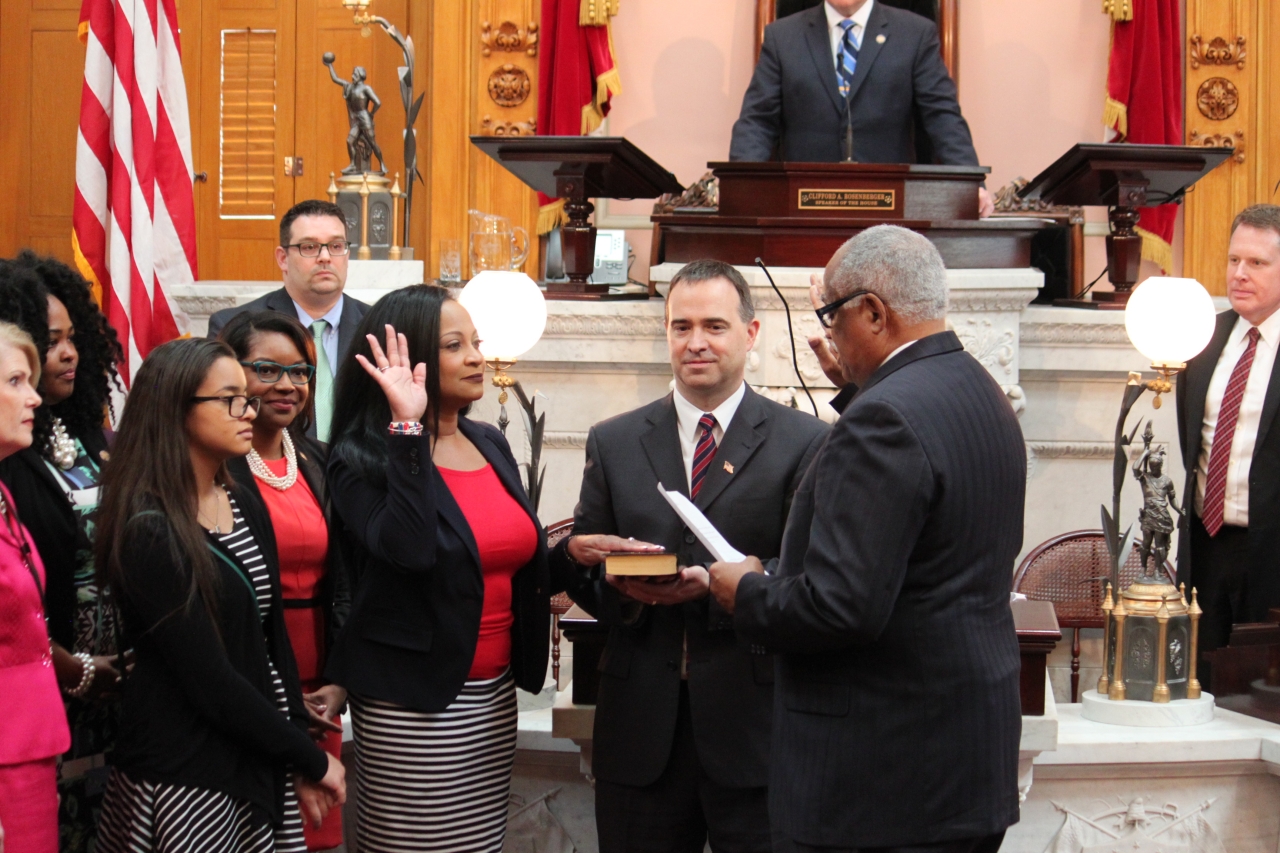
[0,482,70,765]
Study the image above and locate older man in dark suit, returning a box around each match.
[1176,205,1280,681]
[552,259,828,853]
[730,0,992,216]
[207,199,369,441]
[710,225,1024,853]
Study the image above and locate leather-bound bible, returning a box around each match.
[604,551,678,577]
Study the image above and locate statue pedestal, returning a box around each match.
[334,173,396,260]
[1081,689,1216,727]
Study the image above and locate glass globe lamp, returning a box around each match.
[1123,276,1216,406]
[458,271,548,403]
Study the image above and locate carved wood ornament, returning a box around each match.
[481,20,538,57]
[1196,77,1239,121]
[1189,35,1246,70]
[487,64,531,107]
[1189,129,1246,164]
[481,115,537,136]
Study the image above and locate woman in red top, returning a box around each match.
[325,286,566,853]
[0,320,69,853]
[220,311,350,851]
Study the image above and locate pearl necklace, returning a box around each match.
[247,430,298,491]
[47,417,78,470]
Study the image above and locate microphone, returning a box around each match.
[755,258,819,416]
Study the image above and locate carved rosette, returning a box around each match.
[487,64,531,107]
[1189,34,1246,70]
[1196,77,1239,121]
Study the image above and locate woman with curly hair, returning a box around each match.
[0,251,126,852]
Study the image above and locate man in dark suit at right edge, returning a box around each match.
[730,0,994,216]
[1176,204,1280,686]
[709,225,1024,853]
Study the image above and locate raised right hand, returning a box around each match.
[355,324,428,423]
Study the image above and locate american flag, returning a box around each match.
[73,0,195,383]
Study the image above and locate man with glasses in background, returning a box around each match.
[207,199,370,442]
[709,225,1025,853]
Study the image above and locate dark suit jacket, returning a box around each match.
[227,432,351,660]
[325,416,561,710]
[110,489,327,820]
[0,427,110,650]
[734,333,1024,848]
[729,3,979,166]
[207,287,369,440]
[550,387,829,789]
[1176,309,1280,618]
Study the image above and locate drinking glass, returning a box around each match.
[439,239,462,282]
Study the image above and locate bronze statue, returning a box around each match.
[1132,421,1179,581]
[323,53,385,175]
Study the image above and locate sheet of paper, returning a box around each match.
[657,483,747,563]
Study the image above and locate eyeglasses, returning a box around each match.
[239,361,315,385]
[283,240,350,258]
[190,395,262,418]
[815,289,875,329]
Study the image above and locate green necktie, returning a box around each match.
[311,320,334,442]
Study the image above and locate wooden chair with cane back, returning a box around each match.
[1013,530,1175,702]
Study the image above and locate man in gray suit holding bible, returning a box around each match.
[551,259,828,853]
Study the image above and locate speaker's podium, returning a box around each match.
[651,161,1050,270]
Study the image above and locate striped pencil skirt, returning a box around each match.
[350,670,518,853]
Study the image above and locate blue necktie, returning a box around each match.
[836,19,859,98]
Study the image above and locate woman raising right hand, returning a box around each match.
[94,338,344,853]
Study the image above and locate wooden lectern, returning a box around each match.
[1018,143,1232,309]
[651,161,1051,270]
[471,136,682,298]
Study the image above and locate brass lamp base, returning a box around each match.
[487,358,517,404]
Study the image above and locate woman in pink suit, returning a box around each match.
[0,319,69,853]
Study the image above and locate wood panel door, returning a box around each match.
[192,0,297,281]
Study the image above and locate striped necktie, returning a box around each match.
[836,19,859,98]
[311,319,334,443]
[690,413,718,499]
[1202,326,1261,536]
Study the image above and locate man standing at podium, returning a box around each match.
[730,0,994,216]
[551,260,828,853]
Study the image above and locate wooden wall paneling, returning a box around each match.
[1256,0,1278,209]
[469,0,539,278]
[294,0,409,206]
[425,0,472,280]
[1183,0,1254,296]
[196,0,297,281]
[0,0,84,263]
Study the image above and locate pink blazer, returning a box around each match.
[0,482,69,765]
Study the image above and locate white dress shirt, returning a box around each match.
[1195,309,1280,525]
[293,295,345,376]
[673,382,747,492]
[826,0,874,67]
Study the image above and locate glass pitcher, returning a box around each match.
[469,209,529,275]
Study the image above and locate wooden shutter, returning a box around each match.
[219,29,277,219]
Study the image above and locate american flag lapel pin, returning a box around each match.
[723,460,735,474]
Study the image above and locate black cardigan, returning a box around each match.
[109,485,329,819]
[0,428,110,650]
[325,417,562,711]
[227,433,351,657]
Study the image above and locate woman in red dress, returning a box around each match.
[220,311,349,851]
